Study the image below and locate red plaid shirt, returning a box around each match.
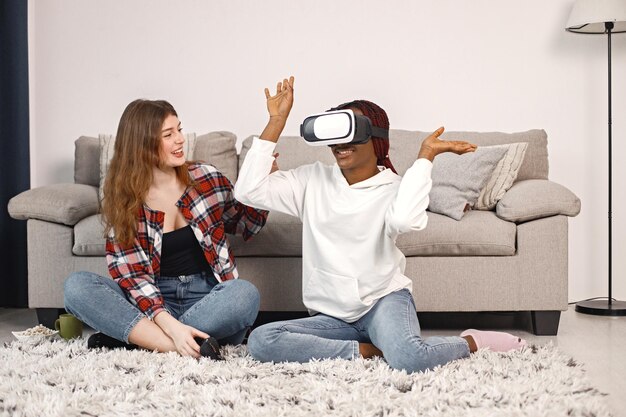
[105,163,268,319]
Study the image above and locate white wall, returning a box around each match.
[28,0,626,302]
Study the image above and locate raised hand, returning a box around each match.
[418,127,477,161]
[259,76,295,143]
[265,76,295,121]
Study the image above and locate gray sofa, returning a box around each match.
[8,129,581,335]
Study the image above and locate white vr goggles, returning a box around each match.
[300,109,389,146]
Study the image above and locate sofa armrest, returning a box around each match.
[8,184,99,226]
[496,179,581,223]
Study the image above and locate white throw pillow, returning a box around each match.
[475,142,528,210]
[98,133,197,200]
[428,145,508,221]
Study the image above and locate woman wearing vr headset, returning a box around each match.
[64,99,266,359]
[235,77,526,373]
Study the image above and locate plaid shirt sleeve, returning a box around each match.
[219,172,268,240]
[106,236,165,320]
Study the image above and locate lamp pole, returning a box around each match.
[573,19,626,316]
[607,21,613,306]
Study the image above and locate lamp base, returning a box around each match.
[575,299,626,316]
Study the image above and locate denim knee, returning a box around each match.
[63,271,95,311]
[229,279,260,326]
[247,324,277,363]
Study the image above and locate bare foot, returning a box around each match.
[359,343,383,359]
[462,335,478,353]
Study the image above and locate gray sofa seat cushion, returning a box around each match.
[73,210,304,258]
[72,211,517,258]
[73,214,106,256]
[230,209,516,257]
[397,210,516,256]
[496,180,581,223]
[75,209,516,258]
[228,211,303,257]
[8,184,99,226]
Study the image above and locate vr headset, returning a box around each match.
[300,109,389,146]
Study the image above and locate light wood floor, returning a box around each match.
[1,305,625,415]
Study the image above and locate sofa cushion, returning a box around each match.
[194,131,239,183]
[428,145,508,220]
[397,210,516,256]
[229,211,303,257]
[239,135,336,173]
[74,136,100,186]
[72,210,304,258]
[99,133,197,200]
[240,129,548,185]
[496,180,581,223]
[8,184,99,226]
[74,132,238,188]
[229,209,516,257]
[388,129,548,182]
[70,203,516,259]
[72,210,304,257]
[475,142,528,210]
[73,214,106,256]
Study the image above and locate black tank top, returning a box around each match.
[159,225,210,277]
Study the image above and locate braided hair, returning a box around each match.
[330,100,397,174]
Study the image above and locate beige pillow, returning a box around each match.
[475,142,528,210]
[98,133,197,200]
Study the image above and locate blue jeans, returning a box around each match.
[248,289,470,373]
[64,271,260,345]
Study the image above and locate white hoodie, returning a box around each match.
[234,138,433,322]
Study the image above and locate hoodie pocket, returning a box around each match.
[304,268,365,318]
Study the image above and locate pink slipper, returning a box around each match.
[460,329,527,352]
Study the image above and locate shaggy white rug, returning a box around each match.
[0,338,612,417]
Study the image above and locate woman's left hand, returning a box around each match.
[154,312,209,358]
[418,127,477,161]
[265,76,295,121]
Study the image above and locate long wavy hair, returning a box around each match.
[102,99,192,246]
[330,100,397,174]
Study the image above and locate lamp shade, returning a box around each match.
[566,0,626,33]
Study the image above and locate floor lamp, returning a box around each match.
[566,0,626,316]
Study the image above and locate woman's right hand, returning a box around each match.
[259,76,295,143]
[265,76,295,121]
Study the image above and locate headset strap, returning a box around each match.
[370,126,389,139]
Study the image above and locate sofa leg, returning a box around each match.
[531,311,561,335]
[36,308,66,329]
